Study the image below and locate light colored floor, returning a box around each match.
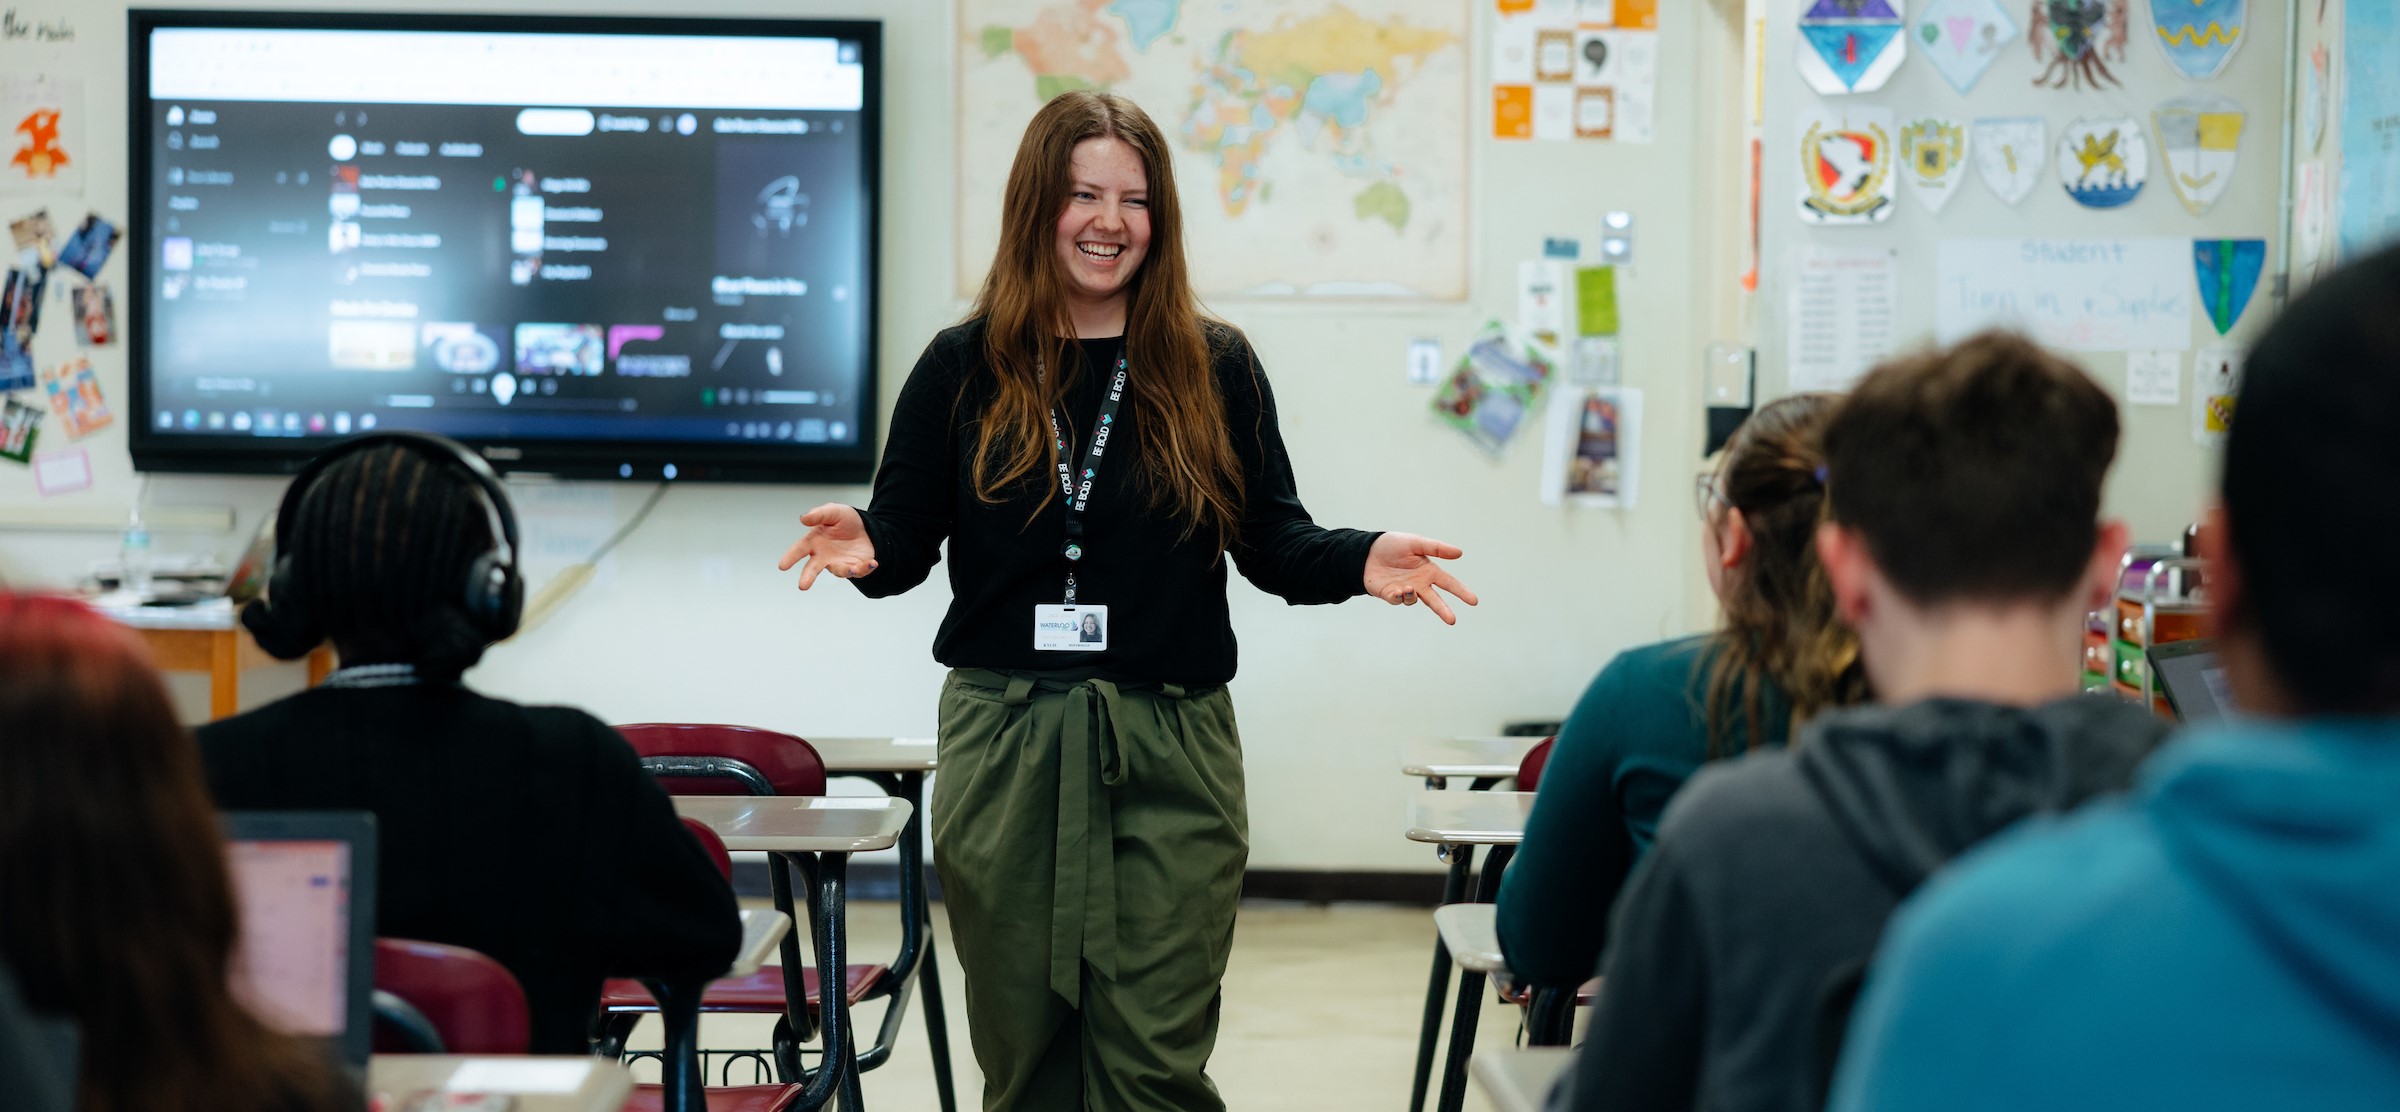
[627,898,1528,1111]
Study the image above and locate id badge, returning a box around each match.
[1034,604,1108,652]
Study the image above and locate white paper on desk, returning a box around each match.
[808,797,893,809]
[1786,247,1897,393]
[2125,350,2182,406]
[1935,239,2194,352]
[445,1059,591,1093]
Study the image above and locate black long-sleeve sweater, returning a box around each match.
[853,319,1378,686]
[197,686,743,1055]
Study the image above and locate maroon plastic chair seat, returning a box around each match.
[372,938,530,1054]
[1517,736,1556,793]
[617,723,828,798]
[599,964,888,1013]
[681,815,733,881]
[621,1087,803,1112]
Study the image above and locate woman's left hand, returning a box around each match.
[1363,533,1478,625]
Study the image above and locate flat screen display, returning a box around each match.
[129,11,881,481]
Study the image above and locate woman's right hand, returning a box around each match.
[778,504,879,589]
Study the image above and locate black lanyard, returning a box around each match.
[1046,352,1128,605]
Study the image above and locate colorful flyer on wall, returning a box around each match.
[1540,385,1643,508]
[70,283,113,346]
[2193,346,2239,447]
[0,395,37,462]
[40,356,111,440]
[56,213,117,279]
[1798,106,1897,225]
[10,208,54,270]
[1431,321,1553,455]
[0,76,81,196]
[1493,0,1655,143]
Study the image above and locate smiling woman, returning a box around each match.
[776,89,1477,1112]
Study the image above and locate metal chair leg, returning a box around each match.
[789,852,858,1112]
[1409,844,1475,1112]
[1434,847,1515,1112]
[920,924,959,1112]
[1526,985,1576,1047]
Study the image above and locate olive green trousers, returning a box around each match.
[931,668,1250,1112]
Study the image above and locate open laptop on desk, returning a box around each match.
[222,811,378,1078]
[2148,639,2232,724]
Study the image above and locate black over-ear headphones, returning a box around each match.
[253,430,523,644]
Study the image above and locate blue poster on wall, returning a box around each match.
[2340,1,2400,259]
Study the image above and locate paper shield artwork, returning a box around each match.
[2150,0,2245,79]
[1915,0,2019,94]
[2057,117,2147,209]
[1972,116,2047,205]
[1899,118,1971,214]
[2154,94,2245,215]
[2030,0,2129,91]
[1798,0,1907,96]
[2193,238,2265,336]
[1798,107,1897,225]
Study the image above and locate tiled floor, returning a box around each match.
[627,898,1528,1111]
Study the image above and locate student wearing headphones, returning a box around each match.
[198,432,740,1054]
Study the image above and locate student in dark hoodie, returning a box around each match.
[1551,331,2168,1112]
[198,435,741,1054]
[1827,247,2400,1111]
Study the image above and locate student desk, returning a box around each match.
[801,736,957,1112]
[102,601,334,720]
[1400,736,1542,790]
[673,796,909,1111]
[1404,790,1533,1112]
[368,1056,633,1112]
[1471,1047,1574,1112]
[732,908,793,978]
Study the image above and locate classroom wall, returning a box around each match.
[0,0,1738,871]
[1755,0,2296,543]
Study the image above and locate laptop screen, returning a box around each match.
[2150,640,2231,724]
[222,812,377,1072]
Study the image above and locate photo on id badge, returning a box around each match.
[1035,605,1108,652]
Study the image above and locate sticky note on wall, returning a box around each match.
[1577,266,1620,336]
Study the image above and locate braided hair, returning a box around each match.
[244,443,500,679]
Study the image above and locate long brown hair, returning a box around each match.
[969,91,1242,543]
[0,594,345,1112]
[1701,396,1868,754]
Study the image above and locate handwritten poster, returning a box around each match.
[1787,247,1898,392]
[1934,239,2193,352]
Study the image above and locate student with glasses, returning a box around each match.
[1498,394,1869,992]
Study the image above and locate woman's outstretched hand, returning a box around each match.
[1363,533,1477,625]
[779,504,880,590]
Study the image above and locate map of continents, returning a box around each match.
[957,0,1469,299]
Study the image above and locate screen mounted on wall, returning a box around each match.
[128,10,882,481]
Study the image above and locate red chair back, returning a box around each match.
[372,938,530,1055]
[680,815,733,881]
[616,723,827,797]
[1517,736,1556,794]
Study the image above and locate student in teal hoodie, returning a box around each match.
[1828,244,2400,1110]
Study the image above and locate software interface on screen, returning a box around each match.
[226,838,353,1038]
[142,27,870,451]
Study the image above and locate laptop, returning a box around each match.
[221,811,378,1077]
[2147,639,2232,724]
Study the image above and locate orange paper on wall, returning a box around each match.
[1493,85,1534,140]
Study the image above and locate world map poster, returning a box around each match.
[958,0,1471,299]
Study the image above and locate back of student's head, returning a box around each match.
[0,593,342,1112]
[1822,332,2120,605]
[247,440,505,679]
[2221,245,2400,714]
[1705,393,1867,753]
